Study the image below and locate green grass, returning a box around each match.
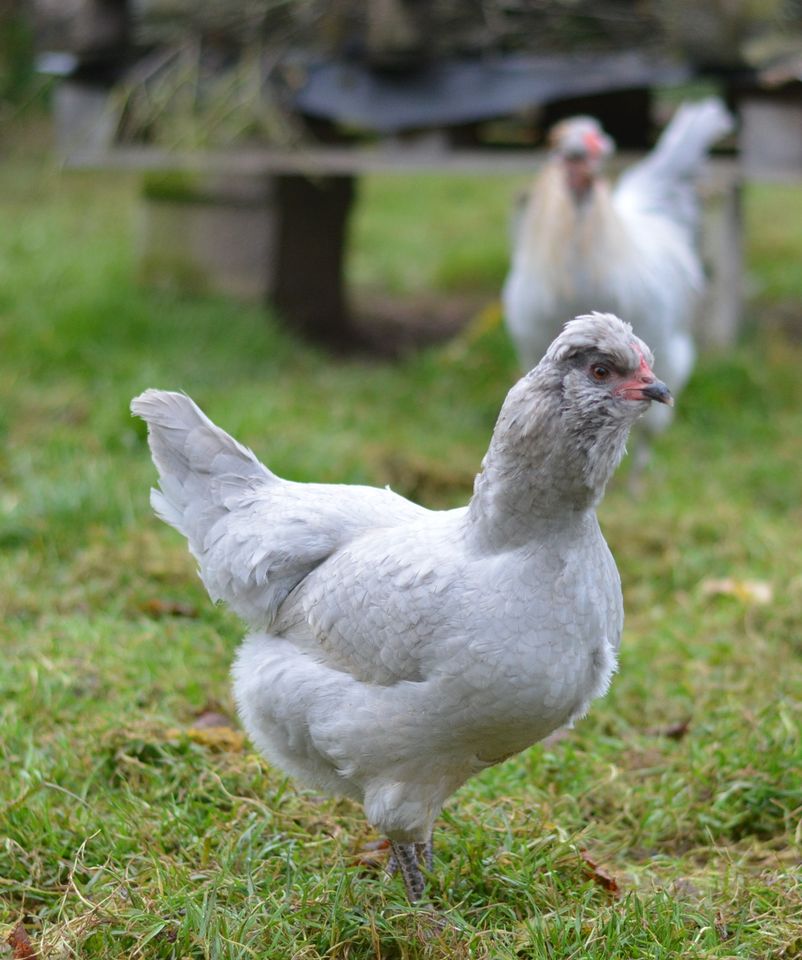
[1,150,801,959]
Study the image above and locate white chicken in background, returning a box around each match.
[503,98,733,463]
[132,314,673,906]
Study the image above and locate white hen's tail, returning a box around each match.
[131,389,273,545]
[648,98,733,180]
[615,97,734,233]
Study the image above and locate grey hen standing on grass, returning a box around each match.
[132,313,672,905]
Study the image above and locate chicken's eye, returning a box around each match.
[590,364,611,382]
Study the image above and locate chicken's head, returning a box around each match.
[549,116,614,200]
[478,313,673,510]
[545,312,673,427]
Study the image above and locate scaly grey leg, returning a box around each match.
[390,840,427,903]
[387,832,433,879]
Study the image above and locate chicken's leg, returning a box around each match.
[389,840,427,902]
[387,833,433,877]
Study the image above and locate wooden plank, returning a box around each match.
[61,143,730,176]
[65,145,548,176]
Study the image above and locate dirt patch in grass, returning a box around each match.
[351,290,490,357]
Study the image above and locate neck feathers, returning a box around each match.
[517,164,630,298]
[467,369,629,546]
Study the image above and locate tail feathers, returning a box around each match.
[649,97,734,180]
[615,97,734,234]
[131,389,273,540]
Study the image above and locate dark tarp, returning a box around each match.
[290,51,689,133]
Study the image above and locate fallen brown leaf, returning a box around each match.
[647,718,691,740]
[179,709,245,750]
[579,849,620,895]
[193,710,236,730]
[162,707,246,752]
[140,598,198,619]
[7,922,36,960]
[350,837,392,869]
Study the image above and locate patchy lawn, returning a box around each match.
[0,150,801,959]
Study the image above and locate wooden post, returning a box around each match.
[272,174,357,347]
[699,174,743,350]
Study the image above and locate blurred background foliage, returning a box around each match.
[9,1,800,149]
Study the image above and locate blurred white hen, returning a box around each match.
[132,314,673,904]
[503,99,732,448]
